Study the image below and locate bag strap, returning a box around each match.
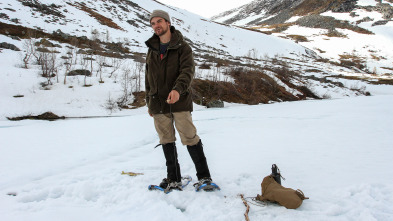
[295,189,309,200]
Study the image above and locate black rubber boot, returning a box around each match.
[187,140,211,180]
[162,142,181,182]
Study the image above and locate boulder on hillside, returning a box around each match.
[207,100,224,108]
[35,39,56,47]
[372,20,389,26]
[331,0,357,12]
[7,112,65,121]
[67,69,92,76]
[0,42,20,51]
[376,3,393,19]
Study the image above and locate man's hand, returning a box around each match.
[167,90,180,104]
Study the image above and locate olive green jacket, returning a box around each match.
[145,26,195,115]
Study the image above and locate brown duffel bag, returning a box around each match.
[256,175,308,209]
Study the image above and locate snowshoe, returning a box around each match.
[148,175,192,194]
[193,177,220,192]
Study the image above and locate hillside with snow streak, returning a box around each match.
[1,0,380,121]
[213,0,393,75]
[0,0,307,58]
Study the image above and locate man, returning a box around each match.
[145,10,216,192]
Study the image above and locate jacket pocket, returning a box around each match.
[148,95,161,114]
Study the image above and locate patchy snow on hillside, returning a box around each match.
[211,0,393,75]
[276,18,393,74]
[357,0,380,7]
[0,0,310,59]
[0,0,343,120]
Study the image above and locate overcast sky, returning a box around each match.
[157,0,255,18]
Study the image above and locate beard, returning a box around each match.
[155,25,169,36]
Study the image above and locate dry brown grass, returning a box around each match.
[370,54,387,61]
[371,79,393,85]
[292,0,335,15]
[381,67,393,71]
[263,23,293,33]
[331,74,393,86]
[287,34,309,42]
[339,53,366,69]
[0,21,130,56]
[324,29,347,38]
[7,112,65,121]
[191,67,318,106]
[129,91,146,109]
[67,2,124,31]
[199,62,211,69]
[315,48,326,53]
[292,0,353,16]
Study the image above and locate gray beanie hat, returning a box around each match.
[149,10,170,23]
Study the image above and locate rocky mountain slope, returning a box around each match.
[213,0,393,76]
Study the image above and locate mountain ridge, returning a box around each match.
[212,0,393,76]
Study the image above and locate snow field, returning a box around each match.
[1,95,393,220]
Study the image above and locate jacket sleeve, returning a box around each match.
[172,43,195,95]
[145,52,150,106]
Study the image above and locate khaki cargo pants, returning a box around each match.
[153,111,200,146]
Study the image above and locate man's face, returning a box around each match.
[150,17,170,37]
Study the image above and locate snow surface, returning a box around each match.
[1,94,393,221]
[357,0,379,7]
